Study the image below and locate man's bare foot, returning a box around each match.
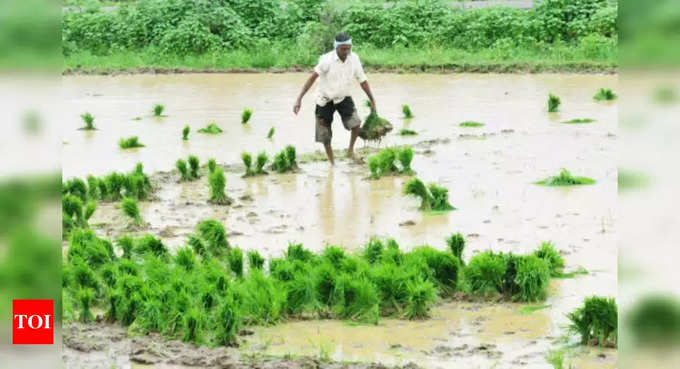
[347,150,364,164]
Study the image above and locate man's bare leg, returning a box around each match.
[324,143,335,165]
[347,126,359,160]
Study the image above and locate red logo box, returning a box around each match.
[12,300,54,345]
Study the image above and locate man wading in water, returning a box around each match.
[293,33,376,165]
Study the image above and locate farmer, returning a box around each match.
[293,32,376,165]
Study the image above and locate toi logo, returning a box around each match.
[12,300,54,345]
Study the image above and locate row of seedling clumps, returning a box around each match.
[62,223,568,347]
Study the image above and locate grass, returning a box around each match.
[241,152,254,177]
[241,108,253,124]
[182,125,190,140]
[368,147,414,179]
[188,155,200,179]
[567,296,617,347]
[208,167,232,205]
[562,118,595,124]
[80,112,96,130]
[121,197,142,225]
[255,152,268,175]
[359,111,393,141]
[519,304,551,315]
[176,159,190,181]
[207,159,216,174]
[247,250,265,270]
[402,105,413,119]
[119,136,144,149]
[398,129,417,136]
[514,255,550,302]
[593,88,617,101]
[397,147,414,175]
[198,123,223,134]
[533,241,565,276]
[548,93,561,113]
[271,146,297,173]
[535,169,595,186]
[267,127,275,139]
[546,349,566,369]
[153,104,164,117]
[459,121,484,127]
[446,233,465,261]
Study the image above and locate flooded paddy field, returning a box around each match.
[62,73,617,369]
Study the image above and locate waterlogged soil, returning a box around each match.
[62,73,617,368]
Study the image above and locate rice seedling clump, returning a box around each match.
[80,112,96,130]
[368,147,414,179]
[533,241,564,276]
[548,93,561,112]
[267,127,275,138]
[121,197,143,226]
[562,118,595,124]
[403,178,455,211]
[535,169,595,186]
[627,295,680,347]
[176,159,190,181]
[241,108,253,124]
[594,88,617,101]
[270,145,298,173]
[152,104,165,117]
[182,125,190,140]
[359,111,393,141]
[402,105,413,118]
[459,121,484,127]
[208,167,233,205]
[568,296,618,347]
[398,129,417,136]
[119,136,144,149]
[198,123,223,134]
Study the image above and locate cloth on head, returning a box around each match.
[333,38,352,49]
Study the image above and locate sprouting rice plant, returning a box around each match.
[207,158,217,174]
[594,88,617,101]
[119,136,144,149]
[176,159,190,181]
[121,197,143,225]
[153,104,164,117]
[182,125,190,140]
[402,105,413,118]
[241,108,253,124]
[535,169,595,186]
[80,112,96,130]
[188,155,199,179]
[208,167,232,205]
[198,123,223,134]
[242,152,254,177]
[267,127,275,139]
[255,152,268,174]
[397,147,414,174]
[548,93,561,113]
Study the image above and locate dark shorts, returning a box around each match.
[315,96,362,144]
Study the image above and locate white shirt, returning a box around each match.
[314,50,368,106]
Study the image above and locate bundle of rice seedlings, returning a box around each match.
[196,219,229,255]
[402,105,413,118]
[80,112,96,130]
[215,295,240,346]
[548,93,561,113]
[153,104,164,117]
[182,309,202,343]
[446,233,465,261]
[533,241,564,276]
[464,251,507,295]
[459,121,484,127]
[119,136,144,149]
[208,168,232,205]
[535,169,595,186]
[568,296,618,347]
[321,245,345,267]
[77,288,95,322]
[175,246,196,271]
[182,125,190,140]
[188,155,199,179]
[359,111,393,141]
[255,152,268,174]
[86,175,99,200]
[627,296,680,347]
[247,250,265,270]
[104,172,126,200]
[267,127,275,139]
[286,270,322,315]
[135,234,168,257]
[398,129,417,136]
[121,197,143,225]
[228,247,244,277]
[241,108,253,124]
[593,88,617,101]
[241,152,254,177]
[64,178,88,201]
[403,178,433,210]
[285,145,297,168]
[207,158,217,174]
[116,235,134,259]
[514,255,551,302]
[332,274,379,324]
[285,243,314,262]
[398,147,414,174]
[428,184,455,211]
[176,159,190,181]
[187,235,207,257]
[362,238,384,264]
[368,155,382,179]
[404,277,437,319]
[562,118,595,124]
[198,123,223,134]
[410,246,461,293]
[233,270,286,325]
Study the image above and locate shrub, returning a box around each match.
[568,296,618,347]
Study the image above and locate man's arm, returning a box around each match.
[293,72,319,115]
[360,81,376,112]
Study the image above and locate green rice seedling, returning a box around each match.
[228,247,244,277]
[272,151,289,173]
[464,251,507,295]
[86,175,99,200]
[84,200,97,222]
[120,292,143,326]
[370,262,409,312]
[116,235,134,259]
[198,122,223,134]
[97,178,108,199]
[270,258,296,282]
[546,349,566,369]
[397,147,414,174]
[153,104,164,117]
[62,194,84,227]
[99,263,118,288]
[182,125,190,140]
[331,274,379,324]
[80,112,96,130]
[69,258,100,291]
[187,235,207,257]
[446,233,465,262]
[196,219,229,255]
[535,169,595,186]
[105,291,120,322]
[428,184,455,211]
[138,299,164,332]
[255,152,268,174]
[362,238,384,264]
[267,127,275,139]
[119,136,144,149]
[134,234,168,258]
[176,159,190,181]
[562,118,595,124]
[207,158,217,174]
[459,121,484,127]
[200,284,217,310]
[314,262,338,305]
[410,247,461,293]
[116,258,139,276]
[594,88,617,101]
[359,111,393,141]
[514,255,551,302]
[121,197,142,225]
[215,294,240,346]
[398,129,417,136]
[548,93,561,113]
[377,148,398,175]
[568,296,618,347]
[285,145,297,168]
[241,152,254,177]
[402,105,413,118]
[404,277,437,319]
[368,155,382,179]
[286,242,314,262]
[64,178,88,201]
[247,250,265,270]
[77,288,95,322]
[627,295,680,347]
[381,240,403,265]
[519,304,552,315]
[188,155,200,179]
[175,246,196,271]
[241,108,253,124]
[286,270,322,315]
[403,178,433,210]
[533,241,565,276]
[182,308,202,343]
[104,172,125,200]
[233,270,286,325]
[321,245,345,267]
[127,173,149,200]
[208,168,232,205]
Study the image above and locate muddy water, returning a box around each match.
[63,73,617,368]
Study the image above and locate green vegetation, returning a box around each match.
[80,112,96,130]
[63,163,153,202]
[535,169,596,186]
[271,145,298,173]
[403,178,455,212]
[153,104,165,117]
[121,197,142,225]
[546,349,566,369]
[593,88,617,101]
[533,241,564,277]
[402,105,413,119]
[567,296,617,347]
[182,125,190,140]
[198,123,223,134]
[562,118,595,124]
[119,136,144,149]
[627,295,680,347]
[255,152,269,175]
[367,147,414,179]
[208,167,232,205]
[267,127,275,139]
[398,129,417,136]
[241,152,254,177]
[247,250,265,271]
[459,121,484,127]
[548,93,561,113]
[446,233,465,262]
[188,155,200,179]
[241,108,253,124]
[359,111,393,141]
[520,304,551,315]
[207,159,217,174]
[176,159,190,181]
[62,194,97,237]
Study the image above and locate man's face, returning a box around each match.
[336,44,351,60]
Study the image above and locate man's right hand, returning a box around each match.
[293,100,301,115]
